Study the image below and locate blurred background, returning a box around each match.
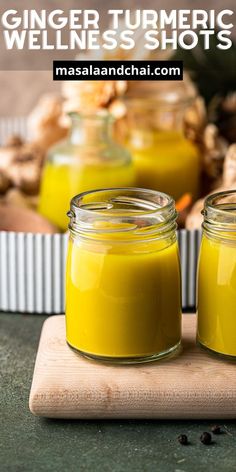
[0,0,235,234]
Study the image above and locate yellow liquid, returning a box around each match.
[197,233,236,356]
[39,161,135,230]
[66,236,181,360]
[129,130,200,201]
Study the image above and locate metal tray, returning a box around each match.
[0,118,201,313]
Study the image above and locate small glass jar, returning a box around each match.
[38,111,135,230]
[66,187,181,364]
[197,190,236,358]
[124,84,200,202]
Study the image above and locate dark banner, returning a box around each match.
[53,60,183,81]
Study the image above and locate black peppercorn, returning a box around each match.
[178,434,188,445]
[211,425,222,434]
[200,432,212,445]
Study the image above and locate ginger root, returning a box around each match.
[0,203,59,234]
[7,161,41,195]
[186,144,236,230]
[183,96,207,144]
[28,94,68,151]
[201,124,228,182]
[222,143,236,187]
[0,172,11,194]
[0,137,44,196]
[4,188,32,208]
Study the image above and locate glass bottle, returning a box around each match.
[197,190,236,357]
[38,111,135,230]
[66,187,181,364]
[124,85,200,202]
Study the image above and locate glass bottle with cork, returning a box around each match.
[39,110,135,230]
[124,81,201,202]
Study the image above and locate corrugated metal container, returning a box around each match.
[0,230,201,313]
[0,118,202,313]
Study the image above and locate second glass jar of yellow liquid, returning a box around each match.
[66,188,181,363]
[125,85,200,201]
[39,111,135,230]
[197,190,236,358]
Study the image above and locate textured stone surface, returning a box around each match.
[0,313,236,472]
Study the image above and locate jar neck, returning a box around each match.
[69,112,113,145]
[68,188,177,243]
[203,190,236,241]
[125,97,192,134]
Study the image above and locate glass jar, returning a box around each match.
[124,86,200,202]
[38,111,135,230]
[197,190,236,358]
[66,187,181,364]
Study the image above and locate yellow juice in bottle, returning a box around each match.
[129,130,200,201]
[66,237,181,359]
[197,234,236,357]
[39,159,135,230]
[66,188,181,363]
[197,191,236,357]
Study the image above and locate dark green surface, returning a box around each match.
[0,313,236,472]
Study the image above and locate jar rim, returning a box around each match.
[70,187,174,215]
[68,110,114,122]
[203,190,236,237]
[68,187,177,240]
[124,93,195,109]
[204,190,236,217]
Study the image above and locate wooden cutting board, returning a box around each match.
[29,315,236,419]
